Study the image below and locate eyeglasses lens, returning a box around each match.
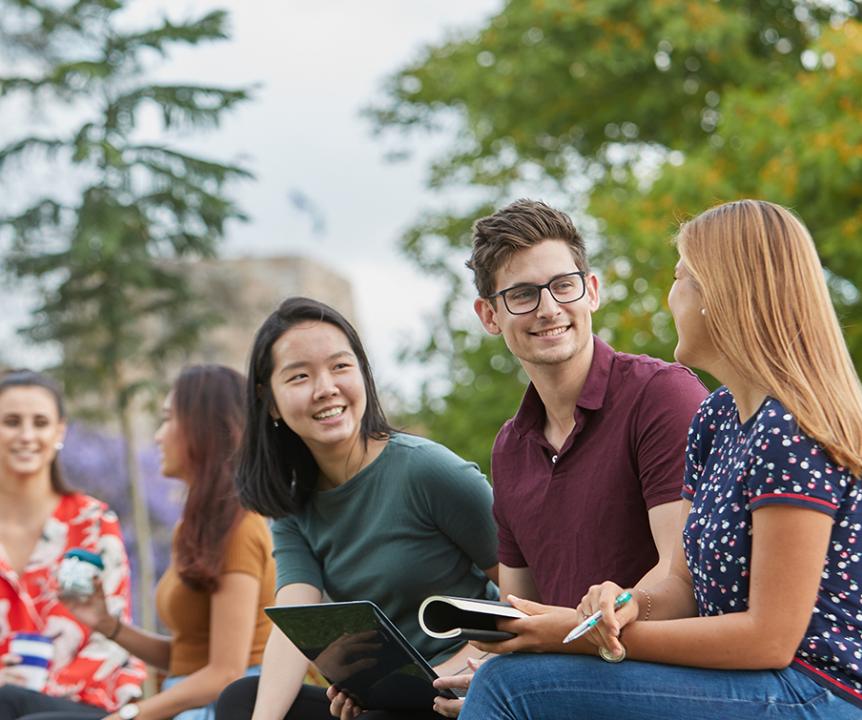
[504,274,585,314]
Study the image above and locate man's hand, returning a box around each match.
[469,595,580,655]
[432,656,485,718]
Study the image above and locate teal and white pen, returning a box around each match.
[562,591,632,644]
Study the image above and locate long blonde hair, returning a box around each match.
[678,199,862,476]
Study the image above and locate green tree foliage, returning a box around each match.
[0,0,251,631]
[371,0,861,472]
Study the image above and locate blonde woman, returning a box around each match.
[457,200,862,719]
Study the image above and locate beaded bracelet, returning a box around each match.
[636,588,652,622]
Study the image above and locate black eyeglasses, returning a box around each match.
[487,271,587,315]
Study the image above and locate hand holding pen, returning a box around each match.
[563,591,632,643]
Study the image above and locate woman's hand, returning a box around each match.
[575,581,639,656]
[319,630,385,717]
[61,577,114,635]
[0,653,27,687]
[326,685,362,720]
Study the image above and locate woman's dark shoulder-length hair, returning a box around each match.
[0,369,72,495]
[171,364,247,592]
[236,296,394,518]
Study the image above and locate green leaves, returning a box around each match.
[371,0,861,468]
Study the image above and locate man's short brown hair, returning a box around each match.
[466,199,588,298]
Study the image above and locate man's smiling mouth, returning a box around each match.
[532,326,569,337]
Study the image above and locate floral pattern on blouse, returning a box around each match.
[0,493,145,711]
[682,388,862,709]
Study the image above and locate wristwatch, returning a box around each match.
[118,703,140,719]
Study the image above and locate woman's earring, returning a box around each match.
[700,308,707,316]
[272,418,280,429]
[55,441,64,450]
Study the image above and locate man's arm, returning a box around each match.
[636,500,686,588]
[499,563,540,601]
[631,365,705,587]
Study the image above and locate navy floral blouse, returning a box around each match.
[682,388,862,709]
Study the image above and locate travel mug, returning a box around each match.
[8,632,54,691]
[57,547,104,599]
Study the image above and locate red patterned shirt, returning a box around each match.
[0,493,146,711]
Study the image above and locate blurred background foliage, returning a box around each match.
[370,0,862,473]
[0,0,250,632]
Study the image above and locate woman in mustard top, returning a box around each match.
[68,365,275,720]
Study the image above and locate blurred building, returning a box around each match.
[59,254,356,432]
[185,254,356,373]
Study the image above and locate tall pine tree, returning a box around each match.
[0,0,252,634]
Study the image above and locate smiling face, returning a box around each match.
[154,391,190,481]
[668,256,716,372]
[474,239,599,370]
[268,321,367,458]
[0,386,66,482]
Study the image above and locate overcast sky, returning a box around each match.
[1,0,502,400]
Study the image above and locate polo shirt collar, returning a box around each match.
[512,334,614,436]
[579,335,613,410]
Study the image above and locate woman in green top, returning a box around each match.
[216,297,499,720]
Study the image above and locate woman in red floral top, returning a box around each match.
[0,370,145,718]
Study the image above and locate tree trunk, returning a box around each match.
[118,397,158,696]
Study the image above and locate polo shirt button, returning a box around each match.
[551,454,558,464]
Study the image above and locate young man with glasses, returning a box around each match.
[431,199,707,716]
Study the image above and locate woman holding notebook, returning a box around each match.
[458,200,862,719]
[215,297,498,720]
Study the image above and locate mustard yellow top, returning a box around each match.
[155,512,274,677]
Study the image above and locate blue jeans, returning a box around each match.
[459,654,861,720]
[163,664,262,720]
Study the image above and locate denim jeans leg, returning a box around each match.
[459,654,861,720]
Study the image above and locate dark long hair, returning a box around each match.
[171,364,247,592]
[0,369,72,494]
[236,297,394,518]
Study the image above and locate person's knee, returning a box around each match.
[215,675,259,720]
[470,653,516,693]
[0,684,30,712]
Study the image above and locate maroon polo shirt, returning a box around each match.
[491,336,708,606]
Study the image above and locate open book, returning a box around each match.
[417,595,527,642]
